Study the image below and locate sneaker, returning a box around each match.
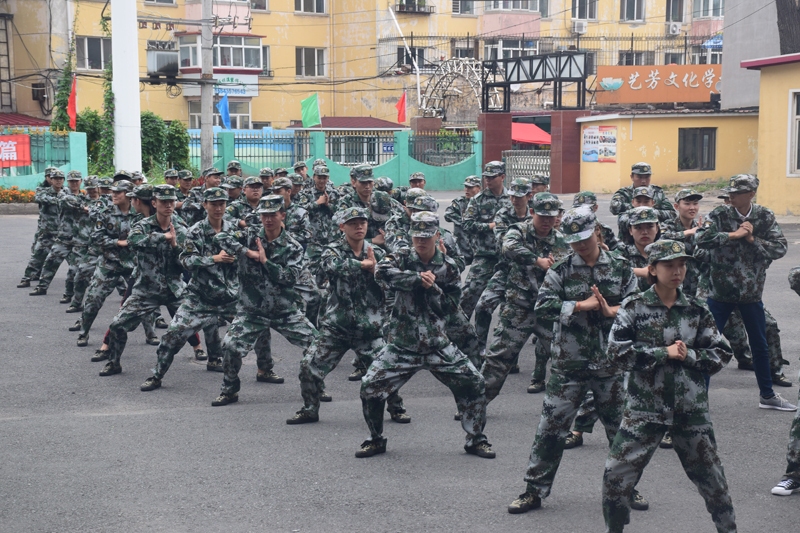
[527,380,546,394]
[256,369,284,384]
[320,391,332,402]
[193,349,207,361]
[68,320,82,332]
[355,439,386,458]
[99,362,121,376]
[509,364,520,374]
[211,393,238,406]
[65,304,83,313]
[771,478,800,496]
[507,492,541,514]
[564,432,583,449]
[59,294,72,304]
[759,393,798,411]
[77,334,89,347]
[659,433,673,449]
[206,360,223,372]
[140,377,162,391]
[286,410,319,425]
[16,279,30,288]
[155,317,168,329]
[348,368,366,381]
[29,287,47,296]
[90,349,109,362]
[145,336,160,346]
[737,360,755,371]
[390,412,411,424]
[454,411,462,421]
[465,442,496,459]
[630,490,649,511]
[772,374,793,388]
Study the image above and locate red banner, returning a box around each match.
[0,134,32,167]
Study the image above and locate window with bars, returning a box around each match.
[572,0,597,20]
[694,0,724,18]
[618,51,655,66]
[452,1,474,14]
[620,0,645,21]
[296,47,326,77]
[76,36,111,70]
[397,47,426,68]
[679,128,716,171]
[295,0,325,13]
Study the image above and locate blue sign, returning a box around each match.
[382,143,394,154]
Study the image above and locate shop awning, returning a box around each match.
[702,34,723,50]
[511,122,551,145]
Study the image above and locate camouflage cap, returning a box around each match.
[259,167,274,178]
[49,169,65,179]
[632,186,654,199]
[203,166,223,177]
[44,166,57,177]
[203,187,229,202]
[271,177,293,190]
[314,166,330,177]
[409,171,425,182]
[340,206,369,224]
[313,158,326,167]
[131,171,145,182]
[532,192,561,216]
[410,195,439,212]
[243,177,263,188]
[509,178,532,197]
[164,168,178,179]
[113,170,132,182]
[369,191,393,221]
[222,176,244,189]
[178,170,193,180]
[530,174,550,186]
[645,240,693,266]
[293,161,307,171]
[560,206,597,244]
[66,170,82,181]
[405,187,427,206]
[227,160,242,171]
[126,184,154,200]
[409,211,440,238]
[724,174,759,193]
[482,160,505,177]
[572,191,598,207]
[628,206,659,226]
[274,167,289,176]
[631,162,652,175]
[464,175,481,187]
[153,184,178,200]
[110,179,133,193]
[83,176,100,189]
[98,177,114,188]
[717,192,730,200]
[350,164,375,182]
[375,176,393,192]
[674,188,703,202]
[257,195,285,214]
[288,173,304,185]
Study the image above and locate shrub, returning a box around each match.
[0,186,35,203]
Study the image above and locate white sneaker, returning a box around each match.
[759,393,798,411]
[771,478,800,496]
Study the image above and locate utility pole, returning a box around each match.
[111,0,142,172]
[200,0,214,172]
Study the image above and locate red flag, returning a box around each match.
[395,91,406,123]
[67,74,77,130]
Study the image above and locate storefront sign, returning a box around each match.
[0,134,32,167]
[582,126,616,163]
[596,65,721,104]
[182,73,259,97]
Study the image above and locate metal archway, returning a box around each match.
[420,58,504,119]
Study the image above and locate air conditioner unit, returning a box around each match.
[572,20,588,35]
[146,50,180,76]
[666,22,682,36]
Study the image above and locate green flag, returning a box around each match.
[300,93,321,128]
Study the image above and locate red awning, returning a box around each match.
[512,122,551,145]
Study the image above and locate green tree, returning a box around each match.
[165,120,191,169]
[140,110,167,173]
[75,108,103,162]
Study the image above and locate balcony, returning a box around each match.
[394,2,435,14]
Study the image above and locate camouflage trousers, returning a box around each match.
[37,240,81,292]
[572,390,599,433]
[297,283,322,329]
[603,414,736,532]
[474,268,506,354]
[452,227,473,267]
[22,232,54,282]
[80,264,132,336]
[70,252,99,308]
[782,382,800,482]
[725,308,788,375]
[524,370,625,499]
[153,294,236,379]
[221,311,317,395]
[460,256,499,319]
[445,301,483,368]
[482,303,550,403]
[360,343,488,448]
[299,330,404,416]
[107,292,182,365]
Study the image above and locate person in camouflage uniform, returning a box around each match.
[18,168,64,287]
[603,240,736,533]
[460,161,512,318]
[225,177,263,229]
[390,171,426,204]
[356,211,494,459]
[444,175,481,267]
[572,191,619,251]
[222,175,243,202]
[286,207,407,424]
[614,206,659,292]
[226,160,242,178]
[334,165,397,249]
[508,206,646,515]
[258,167,274,196]
[384,187,427,254]
[182,167,223,226]
[288,172,305,203]
[616,186,657,245]
[374,176,394,193]
[298,165,340,285]
[211,195,318,406]
[659,188,708,297]
[174,170,195,219]
[695,174,795,411]
[609,162,676,222]
[18,167,57,285]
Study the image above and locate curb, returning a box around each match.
[0,203,38,215]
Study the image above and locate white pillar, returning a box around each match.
[111,0,142,172]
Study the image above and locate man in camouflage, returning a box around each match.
[18,166,57,285]
[609,162,675,221]
[334,165,397,249]
[225,177,263,229]
[18,168,64,288]
[226,160,242,178]
[182,167,223,226]
[374,176,394,194]
[259,167,274,195]
[616,186,656,245]
[444,175,481,267]
[384,187,428,255]
[615,206,659,292]
[222,175,243,202]
[390,171,426,204]
[298,165,340,284]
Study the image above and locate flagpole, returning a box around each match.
[387,7,421,108]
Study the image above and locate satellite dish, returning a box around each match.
[510,84,521,92]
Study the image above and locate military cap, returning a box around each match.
[288,173,304,185]
[724,174,759,193]
[532,192,561,216]
[113,170,132,182]
[243,177,263,188]
[127,184,154,200]
[131,171,145,182]
[274,167,289,176]
[631,162,652,175]
[645,240,693,266]
[271,177,293,191]
[153,184,178,200]
[66,170,82,181]
[83,176,100,189]
[313,158,326,167]
[370,192,393,222]
[223,176,244,189]
[314,165,330,177]
[482,160,505,177]
[628,206,659,226]
[510,178,532,197]
[530,174,550,186]
[203,187,228,202]
[375,176,393,192]
[409,171,426,182]
[409,211,440,238]
[49,169,65,179]
[464,175,481,187]
[632,186,654,199]
[340,206,369,224]
[203,166,223,177]
[717,192,730,200]
[572,191,598,207]
[410,195,439,212]
[404,187,427,206]
[350,164,375,182]
[98,177,114,188]
[674,188,703,202]
[44,166,57,177]
[257,195,285,214]
[227,160,242,171]
[110,179,133,193]
[178,170,193,180]
[293,161,307,171]
[259,167,274,178]
[560,206,597,243]
[164,168,178,179]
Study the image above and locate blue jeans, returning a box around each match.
[707,298,774,398]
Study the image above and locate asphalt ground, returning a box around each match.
[1,193,799,532]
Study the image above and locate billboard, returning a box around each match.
[596,64,721,104]
[583,126,616,163]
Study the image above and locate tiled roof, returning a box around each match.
[290,117,408,130]
[615,107,758,115]
[0,113,51,126]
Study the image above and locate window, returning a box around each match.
[691,46,721,65]
[618,51,642,65]
[252,121,272,130]
[179,35,198,67]
[261,46,272,76]
[296,47,325,77]
[679,128,716,171]
[792,94,800,174]
[452,0,474,14]
[213,36,262,68]
[189,100,251,130]
[620,0,644,21]
[147,0,176,4]
[666,0,683,21]
[572,0,597,20]
[489,1,542,10]
[397,47,425,67]
[584,51,597,74]
[455,47,475,58]
[694,0,724,18]
[664,52,684,65]
[76,36,111,70]
[295,0,325,13]
[484,39,537,60]
[251,0,268,9]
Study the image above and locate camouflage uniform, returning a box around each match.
[21,179,63,283]
[70,181,112,309]
[297,166,340,282]
[781,267,800,483]
[659,205,709,297]
[374,176,394,194]
[572,191,620,252]
[603,241,736,533]
[335,189,396,245]
[609,162,676,221]
[443,175,480,266]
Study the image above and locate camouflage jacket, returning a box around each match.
[181,186,212,226]
[335,190,397,241]
[319,238,386,339]
[384,211,411,254]
[93,204,137,271]
[226,198,261,227]
[696,203,787,303]
[284,202,312,247]
[179,218,239,305]
[598,221,621,251]
[502,223,569,309]
[444,196,473,253]
[610,184,676,221]
[216,226,305,317]
[375,247,462,355]
[658,217,709,297]
[494,205,531,253]
[73,197,106,247]
[127,214,188,299]
[390,186,409,204]
[613,243,651,293]
[55,190,89,242]
[35,186,63,236]
[298,186,341,245]
[462,188,512,257]
[535,249,638,374]
[608,287,733,423]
